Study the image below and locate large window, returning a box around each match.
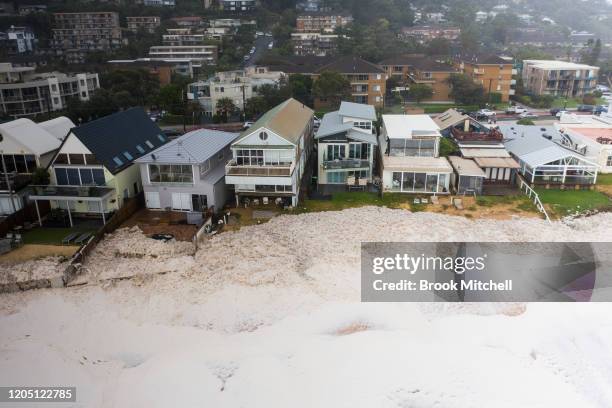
[0,154,37,174]
[54,167,105,186]
[236,149,264,166]
[389,138,436,157]
[349,143,370,160]
[327,171,347,184]
[391,172,448,193]
[326,145,345,161]
[149,164,193,184]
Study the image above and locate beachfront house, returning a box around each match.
[136,129,238,212]
[0,116,74,215]
[315,101,378,192]
[501,124,598,186]
[29,108,169,226]
[224,98,314,207]
[435,109,519,188]
[379,114,452,194]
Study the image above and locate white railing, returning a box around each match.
[518,177,551,223]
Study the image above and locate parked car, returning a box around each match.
[519,111,538,119]
[577,104,595,112]
[250,47,256,54]
[477,108,496,117]
[268,41,273,49]
[595,105,609,115]
[555,110,569,118]
[243,121,254,130]
[243,55,250,61]
[506,106,528,114]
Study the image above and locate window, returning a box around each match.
[69,154,84,164]
[200,160,210,177]
[123,151,134,161]
[145,140,154,149]
[136,145,145,154]
[236,149,264,166]
[217,150,224,161]
[112,156,124,166]
[259,131,268,141]
[148,164,193,183]
[326,145,345,161]
[327,171,346,184]
[157,134,166,142]
[84,154,100,165]
[607,155,612,167]
[54,154,69,164]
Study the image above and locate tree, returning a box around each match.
[288,74,313,106]
[245,96,269,119]
[407,84,433,103]
[157,84,183,115]
[31,168,50,185]
[446,74,486,106]
[425,37,450,56]
[439,137,459,157]
[216,97,236,122]
[583,39,601,66]
[312,71,351,109]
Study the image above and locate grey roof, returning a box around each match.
[136,128,238,164]
[71,108,167,174]
[338,101,377,121]
[500,124,596,168]
[315,110,378,145]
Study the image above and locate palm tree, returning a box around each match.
[216,97,236,123]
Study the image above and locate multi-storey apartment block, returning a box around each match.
[224,98,314,207]
[148,45,218,65]
[162,28,208,46]
[0,26,36,54]
[291,32,339,56]
[221,0,256,12]
[380,55,457,102]
[52,12,122,62]
[126,16,161,33]
[521,60,600,98]
[143,0,176,6]
[454,54,515,102]
[295,12,353,33]
[0,63,99,118]
[187,70,261,116]
[399,25,460,43]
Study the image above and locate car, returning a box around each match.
[506,106,528,114]
[555,110,569,118]
[249,47,255,54]
[577,104,595,112]
[256,31,264,36]
[268,42,273,49]
[519,111,537,119]
[595,105,609,115]
[243,121,254,130]
[243,55,250,61]
[477,108,496,117]
[265,32,273,37]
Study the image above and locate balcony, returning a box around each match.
[225,160,294,177]
[451,127,503,143]
[28,185,115,200]
[323,158,370,170]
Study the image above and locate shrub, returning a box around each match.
[517,118,535,125]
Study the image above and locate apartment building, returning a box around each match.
[187,71,259,116]
[225,98,314,207]
[170,16,204,27]
[148,45,218,65]
[291,32,339,56]
[295,12,353,33]
[52,12,122,62]
[143,0,176,6]
[0,26,36,54]
[221,0,256,12]
[0,63,99,119]
[265,56,387,108]
[521,60,599,98]
[399,25,460,43]
[315,101,378,191]
[379,114,452,194]
[380,55,457,102]
[162,28,208,46]
[126,16,161,33]
[454,54,515,102]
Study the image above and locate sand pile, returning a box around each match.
[0,257,67,285]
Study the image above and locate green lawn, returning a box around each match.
[597,174,612,185]
[22,227,96,245]
[536,189,612,217]
[384,103,479,114]
[300,192,427,212]
[476,195,537,212]
[550,97,608,109]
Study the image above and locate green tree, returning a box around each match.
[446,74,486,106]
[245,96,269,119]
[157,84,184,115]
[407,84,433,103]
[216,97,236,122]
[439,137,459,157]
[517,118,535,125]
[31,168,50,185]
[312,71,351,109]
[288,74,313,106]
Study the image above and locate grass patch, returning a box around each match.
[383,104,479,114]
[301,192,425,212]
[596,174,612,185]
[550,97,607,109]
[22,227,95,245]
[536,188,612,217]
[476,195,527,207]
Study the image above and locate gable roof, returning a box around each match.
[317,55,385,74]
[38,116,75,141]
[315,110,378,145]
[236,98,313,145]
[70,107,168,174]
[339,101,376,121]
[136,128,238,164]
[263,55,384,74]
[434,109,486,130]
[0,118,62,155]
[500,124,597,168]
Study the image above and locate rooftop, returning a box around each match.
[523,59,599,70]
[382,114,440,139]
[0,118,63,156]
[448,156,486,177]
[382,155,452,173]
[136,128,238,164]
[338,101,377,121]
[379,55,457,72]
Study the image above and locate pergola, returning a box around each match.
[517,154,599,185]
[28,185,115,227]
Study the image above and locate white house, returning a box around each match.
[224,98,314,206]
[315,101,378,192]
[379,114,452,194]
[0,117,73,215]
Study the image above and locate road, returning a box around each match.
[243,34,273,68]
